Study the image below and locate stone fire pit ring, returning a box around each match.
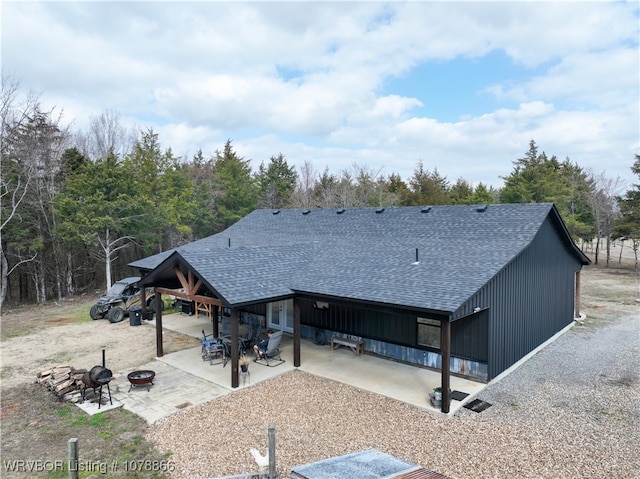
[127,370,155,392]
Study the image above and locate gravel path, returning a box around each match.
[147,312,639,478]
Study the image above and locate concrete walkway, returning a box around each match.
[108,313,486,423]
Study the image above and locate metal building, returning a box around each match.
[130,203,590,412]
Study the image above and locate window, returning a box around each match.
[417,317,441,349]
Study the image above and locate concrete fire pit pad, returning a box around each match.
[75,397,123,416]
[109,360,228,424]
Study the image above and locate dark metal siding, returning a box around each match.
[450,311,488,362]
[299,300,423,346]
[297,216,579,381]
[477,217,581,379]
[299,298,488,364]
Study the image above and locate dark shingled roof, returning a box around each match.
[130,203,589,313]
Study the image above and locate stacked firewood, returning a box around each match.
[36,366,96,403]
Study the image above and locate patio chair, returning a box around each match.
[240,316,262,352]
[255,330,285,367]
[201,330,224,365]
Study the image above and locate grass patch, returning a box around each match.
[1,296,99,340]
[1,383,173,478]
[1,365,13,379]
[43,351,75,364]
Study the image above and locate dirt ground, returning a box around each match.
[0,244,638,478]
[0,297,200,390]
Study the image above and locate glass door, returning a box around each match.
[268,299,294,333]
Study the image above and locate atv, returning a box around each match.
[90,277,157,323]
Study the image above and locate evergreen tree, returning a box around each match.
[387,173,411,206]
[469,183,498,205]
[406,161,450,205]
[186,149,218,239]
[256,153,298,208]
[501,140,572,208]
[449,178,474,204]
[124,128,196,252]
[211,140,258,230]
[499,140,597,240]
[54,152,145,289]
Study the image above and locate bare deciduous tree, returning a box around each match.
[75,110,136,160]
[0,75,41,310]
[589,170,624,266]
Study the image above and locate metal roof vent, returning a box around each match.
[336,209,346,214]
[476,205,488,213]
[421,207,432,213]
[272,210,280,215]
[376,208,385,214]
[302,209,311,215]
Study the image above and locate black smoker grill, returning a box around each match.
[81,350,113,409]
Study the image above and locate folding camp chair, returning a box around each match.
[201,330,224,365]
[240,315,262,353]
[255,330,285,367]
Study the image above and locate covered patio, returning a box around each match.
[154,312,487,417]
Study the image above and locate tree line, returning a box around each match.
[2,78,639,309]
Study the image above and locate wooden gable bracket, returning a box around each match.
[174,267,202,298]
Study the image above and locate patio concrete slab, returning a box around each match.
[109,360,229,424]
[155,313,486,417]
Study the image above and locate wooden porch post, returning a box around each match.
[213,306,220,337]
[155,288,164,357]
[293,299,301,367]
[230,308,239,388]
[441,319,451,414]
[575,271,581,319]
[140,288,147,318]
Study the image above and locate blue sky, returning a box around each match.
[2,1,638,190]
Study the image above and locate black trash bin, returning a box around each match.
[129,307,142,326]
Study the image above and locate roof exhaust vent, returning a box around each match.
[302,209,311,215]
[336,209,346,214]
[272,210,280,215]
[375,208,385,214]
[421,207,432,213]
[412,248,420,265]
[476,205,488,213]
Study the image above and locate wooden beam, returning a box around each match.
[175,268,189,292]
[192,294,222,306]
[154,287,222,306]
[440,320,451,413]
[193,278,202,295]
[294,299,301,367]
[188,270,195,292]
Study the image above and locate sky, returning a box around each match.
[2,1,639,190]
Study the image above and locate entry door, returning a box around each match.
[268,299,294,333]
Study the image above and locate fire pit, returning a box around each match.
[127,370,155,392]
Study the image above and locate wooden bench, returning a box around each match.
[331,335,364,356]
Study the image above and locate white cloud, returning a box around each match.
[3,1,638,190]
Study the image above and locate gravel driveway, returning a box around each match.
[147,266,640,479]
